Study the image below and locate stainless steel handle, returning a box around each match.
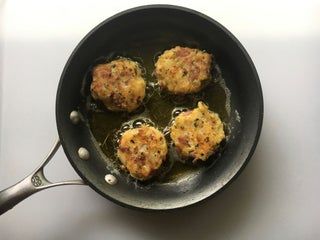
[0,139,85,215]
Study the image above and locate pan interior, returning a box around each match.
[56,6,262,210]
[84,43,232,184]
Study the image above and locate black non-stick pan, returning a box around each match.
[0,5,263,214]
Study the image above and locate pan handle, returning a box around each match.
[0,139,85,215]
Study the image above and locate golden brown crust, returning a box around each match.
[117,125,168,180]
[91,58,146,112]
[154,46,212,94]
[170,102,225,161]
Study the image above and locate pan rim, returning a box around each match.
[56,4,264,211]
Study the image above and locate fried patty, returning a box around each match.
[154,46,212,94]
[91,58,146,112]
[170,102,225,162]
[117,125,168,180]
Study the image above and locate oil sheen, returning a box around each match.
[84,46,231,183]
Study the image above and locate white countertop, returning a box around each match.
[1,1,319,239]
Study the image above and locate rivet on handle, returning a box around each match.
[105,174,117,185]
[70,111,80,124]
[78,147,90,160]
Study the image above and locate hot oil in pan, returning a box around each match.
[85,46,231,184]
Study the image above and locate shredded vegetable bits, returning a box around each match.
[154,46,212,94]
[170,101,225,162]
[91,58,146,112]
[117,125,168,180]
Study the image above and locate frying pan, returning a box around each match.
[0,5,263,214]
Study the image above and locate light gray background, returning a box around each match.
[0,1,319,239]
